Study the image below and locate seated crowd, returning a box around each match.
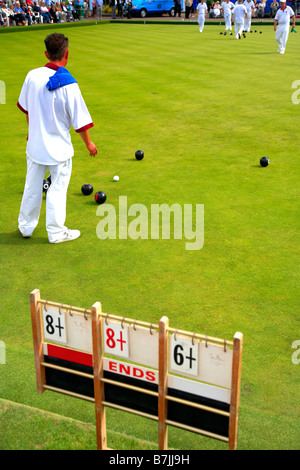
[0,0,90,26]
[207,0,289,19]
[0,0,294,26]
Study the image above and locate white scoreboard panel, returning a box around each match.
[169,333,233,389]
[103,319,159,369]
[42,306,93,353]
[42,308,232,389]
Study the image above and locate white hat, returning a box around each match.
[279,0,286,2]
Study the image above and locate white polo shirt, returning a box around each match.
[17,63,94,165]
[275,6,294,26]
[233,3,247,21]
[197,3,207,15]
[243,0,254,13]
[222,1,234,15]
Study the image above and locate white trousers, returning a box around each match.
[224,13,232,30]
[18,155,72,241]
[276,24,289,52]
[244,16,251,31]
[235,20,244,38]
[198,14,205,31]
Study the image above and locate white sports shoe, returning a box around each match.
[49,229,81,244]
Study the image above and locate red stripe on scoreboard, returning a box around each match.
[45,343,93,367]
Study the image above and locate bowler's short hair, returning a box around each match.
[44,33,69,61]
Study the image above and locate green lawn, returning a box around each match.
[0,21,299,450]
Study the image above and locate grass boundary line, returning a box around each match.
[0,397,95,426]
[0,397,159,450]
[0,19,110,33]
[0,18,292,33]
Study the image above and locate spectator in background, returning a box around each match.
[209,1,215,17]
[14,1,26,24]
[0,8,4,26]
[1,2,16,25]
[74,0,84,16]
[49,3,58,22]
[174,0,181,17]
[252,0,258,16]
[68,1,79,20]
[110,0,116,18]
[83,1,89,17]
[61,1,72,20]
[55,2,65,21]
[95,0,102,19]
[40,1,51,22]
[270,0,279,16]
[191,0,197,17]
[185,0,193,18]
[32,1,42,17]
[125,0,132,18]
[213,0,221,16]
[116,0,123,18]
[21,1,33,24]
[290,0,296,13]
[257,0,265,17]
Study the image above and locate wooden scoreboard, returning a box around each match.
[30,289,243,450]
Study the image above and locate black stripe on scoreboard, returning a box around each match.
[167,388,229,438]
[44,350,229,438]
[44,355,94,398]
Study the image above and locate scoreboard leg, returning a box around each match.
[158,316,169,450]
[30,289,46,395]
[92,302,107,450]
[228,332,243,450]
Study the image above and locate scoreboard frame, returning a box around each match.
[30,289,243,450]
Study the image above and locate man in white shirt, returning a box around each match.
[197,0,207,32]
[221,0,234,31]
[232,0,247,39]
[17,33,97,243]
[243,0,254,32]
[274,0,295,53]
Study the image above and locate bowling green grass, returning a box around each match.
[0,21,299,451]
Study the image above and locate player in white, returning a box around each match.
[221,0,234,31]
[274,0,295,54]
[243,0,254,32]
[232,0,247,39]
[17,33,97,244]
[197,0,207,33]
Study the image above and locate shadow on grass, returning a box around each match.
[0,230,47,245]
[71,193,108,205]
[235,52,275,55]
